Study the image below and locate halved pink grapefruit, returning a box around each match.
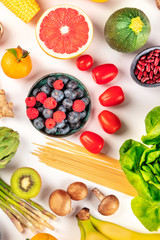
[36,5,93,59]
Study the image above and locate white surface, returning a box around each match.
[0,0,160,239]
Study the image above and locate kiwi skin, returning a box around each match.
[11,167,41,199]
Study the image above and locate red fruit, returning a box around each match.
[80,131,104,154]
[53,80,64,90]
[72,100,85,112]
[45,118,56,129]
[25,96,36,107]
[76,54,93,71]
[99,86,125,107]
[26,108,39,120]
[92,64,118,84]
[43,97,57,109]
[36,92,47,104]
[53,111,66,123]
[98,110,121,134]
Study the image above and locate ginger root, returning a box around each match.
[156,0,160,9]
[0,89,14,118]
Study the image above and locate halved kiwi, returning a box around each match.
[11,167,41,199]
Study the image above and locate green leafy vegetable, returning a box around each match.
[119,106,160,231]
[131,196,160,232]
[142,106,160,145]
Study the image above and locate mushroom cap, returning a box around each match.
[49,189,72,216]
[67,182,88,201]
[98,194,119,216]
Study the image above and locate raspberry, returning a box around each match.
[45,118,56,129]
[36,92,47,104]
[53,80,64,90]
[25,97,36,107]
[72,100,85,112]
[53,111,66,123]
[26,108,39,120]
[43,97,57,109]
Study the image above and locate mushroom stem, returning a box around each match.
[92,188,105,201]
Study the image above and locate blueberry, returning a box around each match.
[33,117,45,130]
[40,84,51,95]
[57,105,67,113]
[45,126,57,135]
[67,111,80,124]
[81,97,90,106]
[37,106,44,113]
[76,88,84,98]
[70,121,81,130]
[67,80,78,90]
[42,109,53,119]
[64,89,77,100]
[51,90,64,102]
[58,124,70,135]
[32,88,41,97]
[56,120,66,128]
[35,101,42,108]
[79,110,87,119]
[47,76,56,87]
[57,75,69,84]
[62,98,73,109]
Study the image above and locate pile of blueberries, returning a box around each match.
[28,74,90,136]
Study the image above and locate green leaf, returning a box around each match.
[131,196,160,231]
[141,106,160,145]
[6,48,17,59]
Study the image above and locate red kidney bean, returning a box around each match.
[154,57,159,66]
[134,49,160,85]
[137,71,143,80]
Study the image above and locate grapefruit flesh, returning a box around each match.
[36,5,93,59]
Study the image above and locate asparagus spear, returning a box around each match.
[0,203,24,232]
[0,178,56,220]
[0,197,36,232]
[0,189,45,230]
[0,184,54,230]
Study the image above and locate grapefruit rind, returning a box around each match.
[35,5,93,59]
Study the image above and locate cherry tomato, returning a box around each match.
[98,110,121,134]
[99,86,125,107]
[92,64,118,84]
[80,131,104,154]
[76,55,94,71]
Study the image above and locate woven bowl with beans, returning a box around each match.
[130,46,160,87]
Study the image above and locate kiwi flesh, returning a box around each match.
[11,167,41,199]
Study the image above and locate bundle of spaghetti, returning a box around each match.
[33,138,137,197]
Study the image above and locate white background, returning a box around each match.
[0,0,160,239]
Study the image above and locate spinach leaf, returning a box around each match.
[131,196,160,232]
[142,106,160,145]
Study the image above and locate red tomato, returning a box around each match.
[92,64,118,84]
[76,55,94,71]
[80,131,104,154]
[98,110,121,134]
[99,86,125,107]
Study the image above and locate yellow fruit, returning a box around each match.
[90,215,160,240]
[1,48,32,79]
[31,233,57,240]
[90,0,108,2]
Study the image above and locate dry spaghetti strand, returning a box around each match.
[33,139,137,197]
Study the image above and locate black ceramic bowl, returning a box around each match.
[130,46,160,87]
[27,73,91,137]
